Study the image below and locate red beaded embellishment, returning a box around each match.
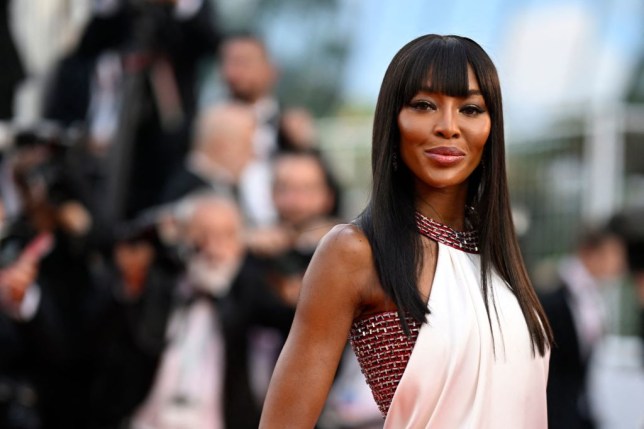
[349,312,421,417]
[415,211,479,253]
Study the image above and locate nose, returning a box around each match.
[433,109,460,139]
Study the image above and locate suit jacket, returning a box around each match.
[540,284,595,429]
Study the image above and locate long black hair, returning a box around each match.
[356,34,552,356]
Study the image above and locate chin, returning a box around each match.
[420,173,471,190]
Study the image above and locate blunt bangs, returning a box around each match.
[400,36,471,104]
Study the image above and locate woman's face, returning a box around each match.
[397,65,491,196]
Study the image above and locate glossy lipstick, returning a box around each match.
[425,146,465,166]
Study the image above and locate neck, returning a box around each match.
[414,184,468,231]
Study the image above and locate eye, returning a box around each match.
[408,100,436,111]
[461,105,486,117]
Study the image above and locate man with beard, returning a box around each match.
[220,34,279,159]
[130,193,293,429]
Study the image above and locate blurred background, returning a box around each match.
[1,0,643,428]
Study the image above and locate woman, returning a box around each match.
[260,34,552,428]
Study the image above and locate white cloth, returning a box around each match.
[251,97,279,159]
[132,299,225,429]
[385,243,550,429]
[238,159,276,227]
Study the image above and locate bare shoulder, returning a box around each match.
[314,223,373,268]
[301,223,377,317]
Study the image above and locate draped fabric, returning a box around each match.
[384,243,549,429]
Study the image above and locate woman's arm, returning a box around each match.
[260,224,373,428]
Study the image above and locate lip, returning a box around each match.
[424,146,466,165]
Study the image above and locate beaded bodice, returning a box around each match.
[349,312,421,416]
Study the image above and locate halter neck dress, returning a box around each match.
[349,213,549,428]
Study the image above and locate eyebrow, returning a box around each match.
[419,86,483,96]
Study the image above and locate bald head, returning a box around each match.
[194,103,256,179]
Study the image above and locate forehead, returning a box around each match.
[190,202,240,231]
[275,156,325,180]
[223,38,267,59]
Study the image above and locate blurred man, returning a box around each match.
[540,226,626,429]
[272,151,337,231]
[244,150,340,403]
[248,150,339,262]
[130,193,292,429]
[220,34,282,159]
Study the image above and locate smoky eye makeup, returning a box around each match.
[408,100,436,111]
[460,105,486,116]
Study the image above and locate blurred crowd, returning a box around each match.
[0,0,381,428]
[2,1,644,429]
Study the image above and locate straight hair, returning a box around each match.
[356,34,552,356]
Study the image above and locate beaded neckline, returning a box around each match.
[415,211,479,253]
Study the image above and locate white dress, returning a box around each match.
[349,218,550,429]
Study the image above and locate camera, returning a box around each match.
[11,124,84,208]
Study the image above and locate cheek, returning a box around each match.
[466,121,491,162]
[273,189,293,210]
[474,121,491,148]
[397,112,427,144]
[308,191,330,214]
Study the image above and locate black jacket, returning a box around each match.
[540,284,596,429]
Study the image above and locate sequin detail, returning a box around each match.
[349,312,421,417]
[415,211,479,253]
